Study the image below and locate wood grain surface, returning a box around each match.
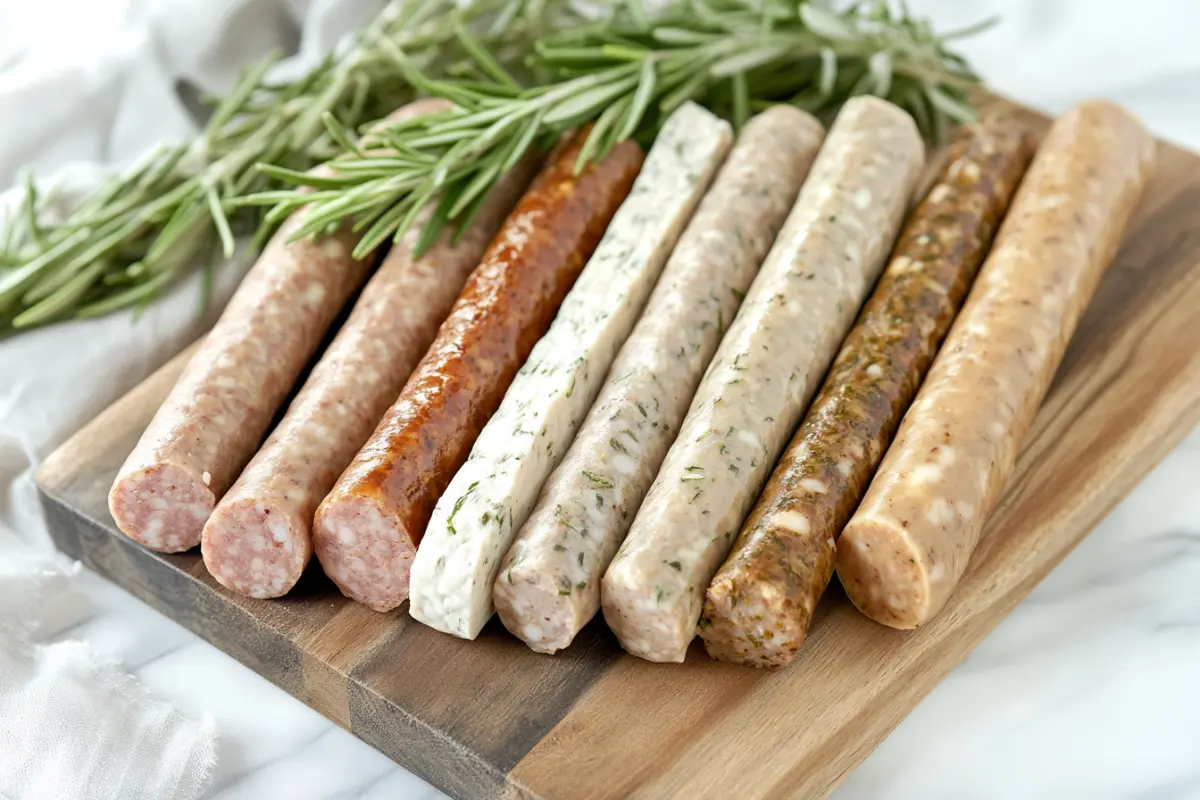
[35,96,1200,799]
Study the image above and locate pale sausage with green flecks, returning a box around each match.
[601,96,925,663]
[491,105,825,655]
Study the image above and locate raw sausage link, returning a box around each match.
[103,113,467,553]
[837,100,1156,629]
[492,106,825,654]
[698,119,1034,667]
[601,97,925,662]
[312,131,644,612]
[200,147,538,599]
[410,103,733,640]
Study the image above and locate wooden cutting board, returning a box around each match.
[35,95,1200,799]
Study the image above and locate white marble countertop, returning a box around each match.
[22,2,1200,798]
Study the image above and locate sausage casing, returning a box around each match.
[108,190,382,552]
[699,120,1034,667]
[107,100,453,554]
[837,100,1156,629]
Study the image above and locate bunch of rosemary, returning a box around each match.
[0,0,994,333]
[0,0,597,332]
[247,0,992,260]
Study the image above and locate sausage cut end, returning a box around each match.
[837,514,931,629]
[201,497,310,598]
[494,568,578,655]
[313,494,415,612]
[109,463,214,553]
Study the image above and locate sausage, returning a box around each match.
[311,130,644,612]
[199,152,539,599]
[491,106,825,654]
[837,100,1156,629]
[408,103,734,639]
[698,120,1034,667]
[600,97,925,662]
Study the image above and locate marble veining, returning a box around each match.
[34,1,1200,797]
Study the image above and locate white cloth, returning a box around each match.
[0,560,217,800]
[0,1,385,798]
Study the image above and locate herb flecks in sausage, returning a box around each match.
[411,104,732,640]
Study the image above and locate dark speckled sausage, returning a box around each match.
[313,130,644,612]
[699,119,1035,667]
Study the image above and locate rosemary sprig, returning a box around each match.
[244,0,992,260]
[0,0,598,332]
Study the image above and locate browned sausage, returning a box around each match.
[837,100,1156,630]
[698,119,1034,667]
[313,131,644,612]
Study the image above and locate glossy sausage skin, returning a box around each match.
[699,120,1034,667]
[313,131,644,612]
[837,100,1156,629]
[200,133,538,599]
